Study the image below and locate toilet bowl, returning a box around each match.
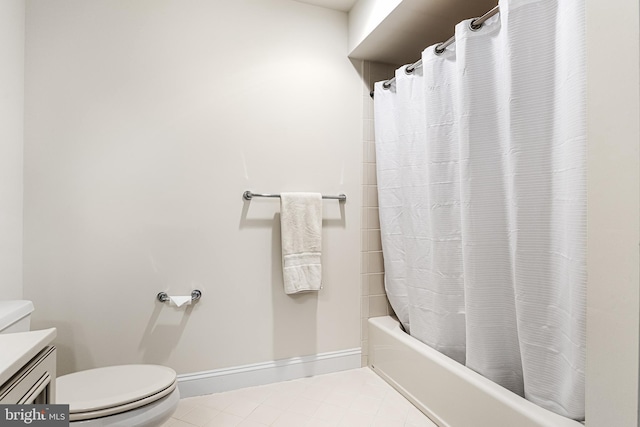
[57,364,179,426]
[0,301,179,426]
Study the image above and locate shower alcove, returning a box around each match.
[343,0,640,426]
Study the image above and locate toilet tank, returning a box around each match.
[0,300,34,334]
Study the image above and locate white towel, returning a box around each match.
[280,192,322,294]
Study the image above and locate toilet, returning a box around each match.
[56,364,179,426]
[0,301,179,426]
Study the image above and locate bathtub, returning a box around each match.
[368,316,583,427]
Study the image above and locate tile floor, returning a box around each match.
[161,367,438,427]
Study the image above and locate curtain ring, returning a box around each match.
[434,43,446,55]
[469,18,483,31]
[382,81,392,89]
[404,65,415,75]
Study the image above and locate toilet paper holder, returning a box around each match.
[157,290,202,304]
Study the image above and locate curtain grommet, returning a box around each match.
[404,65,415,75]
[469,18,483,31]
[434,44,446,55]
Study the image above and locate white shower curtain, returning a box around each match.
[374,0,585,420]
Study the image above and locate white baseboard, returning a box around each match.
[177,348,362,398]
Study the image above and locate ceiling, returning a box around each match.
[348,0,498,65]
[294,0,499,65]
[293,0,357,12]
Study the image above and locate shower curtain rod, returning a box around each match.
[370,5,500,98]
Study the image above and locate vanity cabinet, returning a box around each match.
[0,346,56,404]
[0,328,57,404]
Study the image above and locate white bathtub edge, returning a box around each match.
[368,315,583,427]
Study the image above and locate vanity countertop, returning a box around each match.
[0,328,57,386]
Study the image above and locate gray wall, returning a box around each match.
[0,0,25,300]
[23,0,362,376]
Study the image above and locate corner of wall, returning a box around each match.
[585,0,640,424]
[359,60,398,367]
[0,0,25,299]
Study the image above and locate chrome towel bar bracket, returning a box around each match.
[157,289,202,303]
[243,190,346,202]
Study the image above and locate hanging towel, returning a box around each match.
[280,192,322,294]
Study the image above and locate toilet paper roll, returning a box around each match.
[169,295,192,307]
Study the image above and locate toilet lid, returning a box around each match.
[57,365,177,419]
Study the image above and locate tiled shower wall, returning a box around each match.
[360,61,399,366]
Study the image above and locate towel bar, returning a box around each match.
[243,191,346,202]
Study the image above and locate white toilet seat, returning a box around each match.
[57,365,177,422]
